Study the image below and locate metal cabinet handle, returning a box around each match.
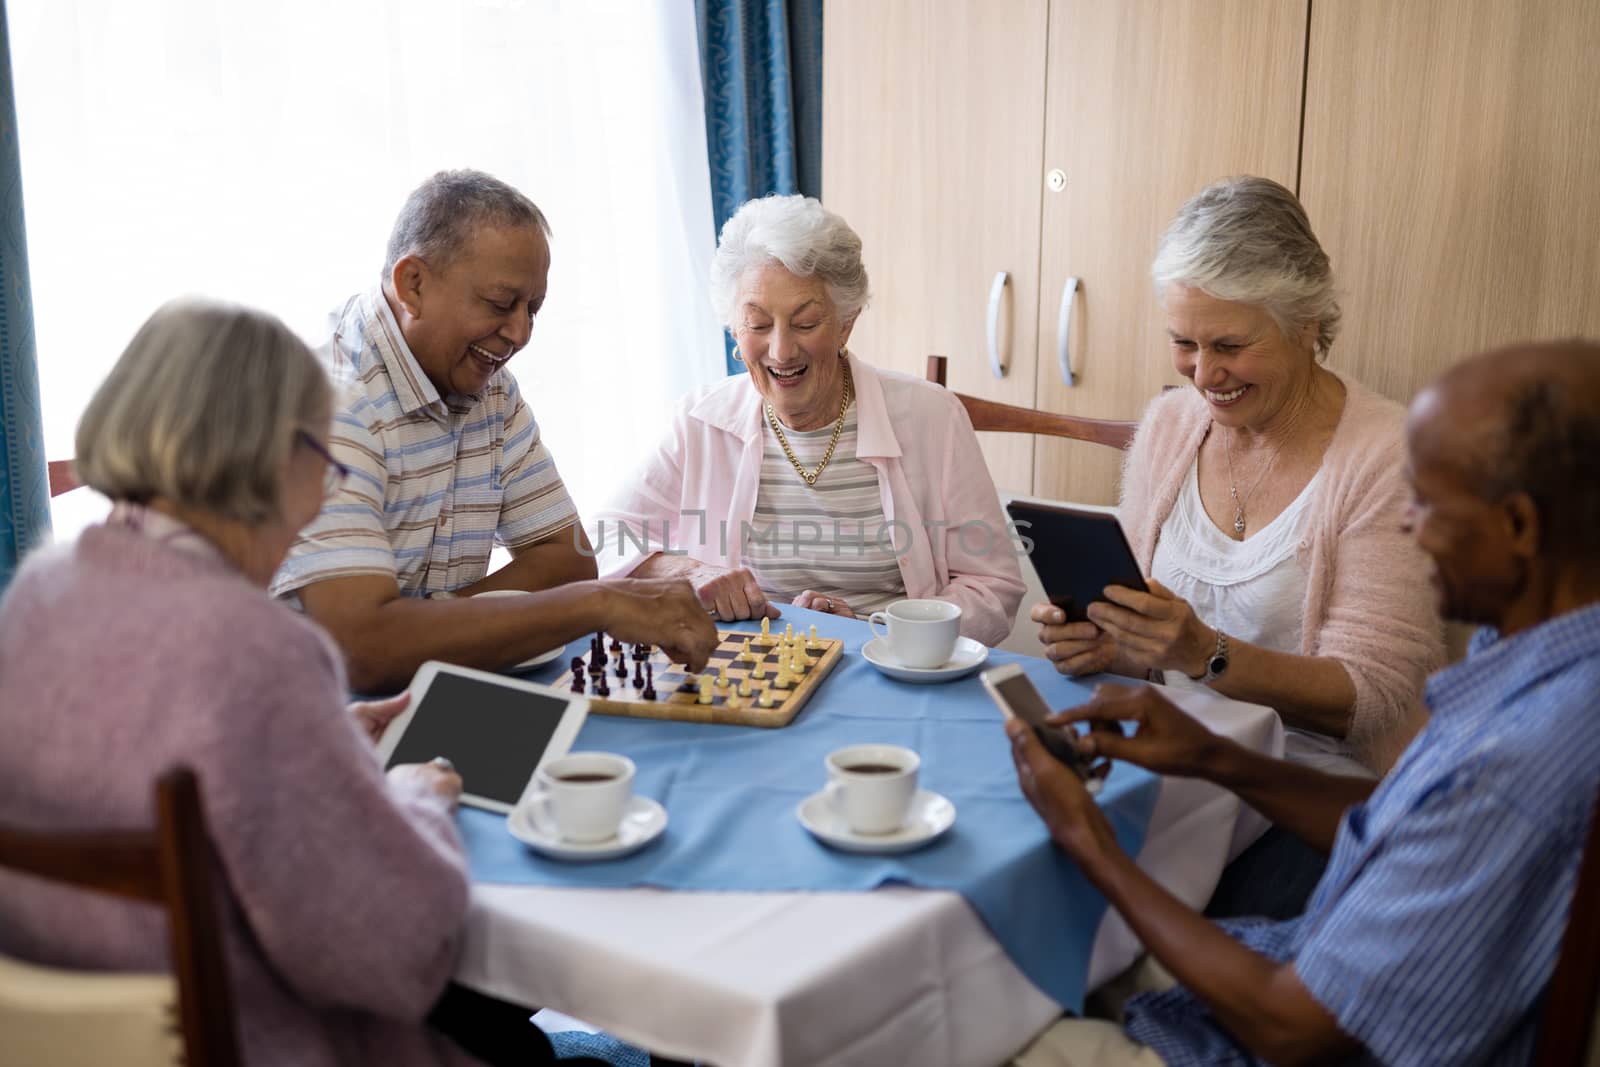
[986,271,1009,379]
[1056,276,1080,387]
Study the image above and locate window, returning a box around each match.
[11,0,723,531]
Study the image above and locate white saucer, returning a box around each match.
[861,636,988,683]
[797,788,956,854]
[507,795,668,862]
[510,645,565,672]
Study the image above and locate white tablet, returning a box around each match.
[377,661,589,814]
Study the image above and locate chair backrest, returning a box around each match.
[925,356,1138,450]
[0,767,241,1067]
[1536,784,1600,1066]
[48,459,80,498]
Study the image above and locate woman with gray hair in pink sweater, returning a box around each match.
[0,300,598,1065]
[1032,178,1445,914]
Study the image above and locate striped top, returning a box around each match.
[271,288,578,600]
[1122,602,1600,1066]
[742,405,906,617]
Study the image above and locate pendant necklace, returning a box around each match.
[1222,428,1282,537]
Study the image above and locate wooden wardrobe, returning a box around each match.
[822,0,1600,504]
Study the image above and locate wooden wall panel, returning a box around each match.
[1300,0,1600,403]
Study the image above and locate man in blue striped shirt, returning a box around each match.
[1008,339,1600,1066]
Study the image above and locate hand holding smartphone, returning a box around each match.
[981,664,1103,794]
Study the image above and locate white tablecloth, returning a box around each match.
[457,687,1282,1067]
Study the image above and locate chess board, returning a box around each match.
[573,628,845,728]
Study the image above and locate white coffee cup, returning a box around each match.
[825,744,920,835]
[867,599,962,668]
[534,752,635,843]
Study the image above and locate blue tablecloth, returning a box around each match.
[459,606,1159,1011]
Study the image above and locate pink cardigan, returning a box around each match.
[0,527,480,1067]
[591,353,1026,646]
[1120,374,1445,770]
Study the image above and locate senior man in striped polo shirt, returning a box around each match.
[1005,340,1600,1066]
[272,170,716,692]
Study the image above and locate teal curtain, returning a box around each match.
[0,0,50,593]
[695,0,823,374]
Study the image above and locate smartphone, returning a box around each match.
[981,664,1096,788]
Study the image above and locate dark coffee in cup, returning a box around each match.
[555,772,617,783]
[841,763,902,775]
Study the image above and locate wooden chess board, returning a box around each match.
[574,628,844,728]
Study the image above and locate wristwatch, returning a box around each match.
[1200,629,1230,684]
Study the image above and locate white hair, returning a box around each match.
[75,299,331,523]
[709,195,871,329]
[1151,176,1341,358]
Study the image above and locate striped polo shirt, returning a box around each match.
[271,287,579,599]
[742,404,906,617]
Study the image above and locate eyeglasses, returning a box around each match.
[296,430,351,497]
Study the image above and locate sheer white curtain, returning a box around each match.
[10,0,723,527]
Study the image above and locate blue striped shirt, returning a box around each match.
[1124,602,1600,1066]
[271,288,578,599]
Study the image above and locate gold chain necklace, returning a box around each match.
[766,358,853,487]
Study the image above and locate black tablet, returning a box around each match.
[376,662,589,814]
[1005,500,1148,623]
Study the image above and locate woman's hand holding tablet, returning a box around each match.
[376,662,590,815]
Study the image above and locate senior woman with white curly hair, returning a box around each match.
[593,194,1025,645]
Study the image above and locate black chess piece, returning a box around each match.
[632,663,644,688]
[596,676,610,697]
[641,663,656,700]
[609,636,623,653]
[614,657,628,680]
[570,656,584,673]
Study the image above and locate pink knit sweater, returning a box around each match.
[1120,374,1445,770]
[0,525,481,1066]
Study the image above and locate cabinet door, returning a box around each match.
[1300,0,1600,402]
[1033,0,1308,505]
[822,0,1049,493]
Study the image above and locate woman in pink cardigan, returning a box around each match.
[0,301,597,1066]
[592,195,1025,646]
[1034,178,1443,775]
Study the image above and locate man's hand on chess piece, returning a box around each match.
[600,578,720,671]
[793,590,856,619]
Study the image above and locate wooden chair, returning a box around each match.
[47,459,79,498]
[0,767,241,1067]
[925,355,1138,450]
[1535,784,1600,1066]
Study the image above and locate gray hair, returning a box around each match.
[383,169,552,278]
[709,195,871,329]
[1152,176,1341,358]
[75,299,331,524]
